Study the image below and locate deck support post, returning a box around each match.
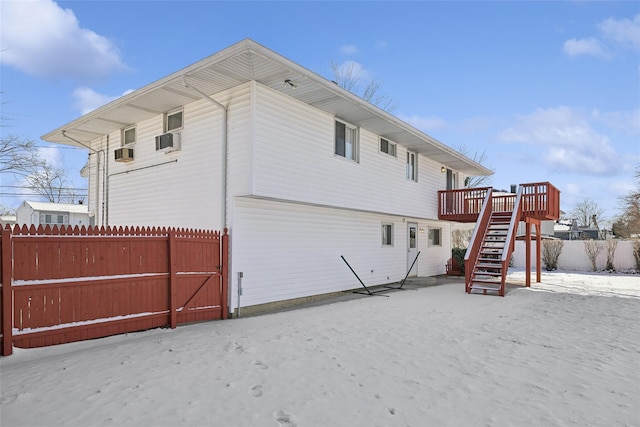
[536,222,542,283]
[525,221,531,287]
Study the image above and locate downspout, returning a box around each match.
[61,131,105,226]
[181,75,228,229]
[181,75,232,315]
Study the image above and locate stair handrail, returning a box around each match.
[497,186,524,295]
[464,188,493,292]
[501,185,523,264]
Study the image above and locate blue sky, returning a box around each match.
[1,1,638,223]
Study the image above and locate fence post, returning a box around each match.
[2,226,13,356]
[168,229,177,329]
[221,229,229,320]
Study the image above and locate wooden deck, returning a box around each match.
[438,182,560,223]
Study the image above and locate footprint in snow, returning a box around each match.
[253,360,269,370]
[274,410,296,427]
[250,384,263,397]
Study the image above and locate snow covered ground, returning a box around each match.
[1,270,638,427]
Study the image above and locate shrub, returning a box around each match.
[605,240,618,271]
[633,240,640,271]
[451,247,466,275]
[542,240,564,271]
[583,239,603,272]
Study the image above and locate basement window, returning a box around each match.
[428,227,442,247]
[382,223,393,246]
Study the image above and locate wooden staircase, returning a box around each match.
[464,189,522,297]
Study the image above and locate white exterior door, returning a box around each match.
[407,222,419,276]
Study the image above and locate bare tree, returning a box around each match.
[455,144,494,188]
[330,60,395,111]
[1,133,82,204]
[0,135,46,175]
[604,239,618,271]
[583,239,603,271]
[542,240,564,271]
[612,165,640,238]
[570,199,606,229]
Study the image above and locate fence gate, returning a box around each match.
[1,225,229,356]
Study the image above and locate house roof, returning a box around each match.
[23,201,89,214]
[42,39,492,176]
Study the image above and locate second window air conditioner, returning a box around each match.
[155,132,181,153]
[114,147,134,162]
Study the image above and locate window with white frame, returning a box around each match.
[335,120,358,162]
[406,151,418,181]
[382,223,393,246]
[379,137,396,157]
[165,108,183,132]
[40,212,68,225]
[122,125,136,146]
[428,227,442,246]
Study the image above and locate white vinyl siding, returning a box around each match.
[232,198,451,309]
[251,83,447,219]
[92,83,253,229]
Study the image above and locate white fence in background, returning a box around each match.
[511,240,638,272]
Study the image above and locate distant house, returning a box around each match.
[41,39,557,309]
[15,201,92,228]
[0,215,17,228]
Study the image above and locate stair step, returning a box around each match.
[471,278,502,285]
[469,284,502,292]
[474,269,502,275]
[476,263,502,269]
[478,257,501,262]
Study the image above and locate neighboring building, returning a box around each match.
[41,39,493,313]
[15,201,92,228]
[1,215,17,228]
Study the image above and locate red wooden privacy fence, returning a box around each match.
[1,225,228,356]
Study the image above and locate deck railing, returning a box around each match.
[438,182,560,223]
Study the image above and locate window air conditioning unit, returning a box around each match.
[114,147,134,162]
[155,132,181,153]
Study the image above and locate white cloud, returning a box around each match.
[499,106,618,176]
[399,114,447,132]
[73,87,133,115]
[0,0,129,82]
[592,108,640,135]
[598,14,640,51]
[563,13,640,58]
[340,44,358,55]
[563,38,608,58]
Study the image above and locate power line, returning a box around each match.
[0,193,88,197]
[0,185,88,191]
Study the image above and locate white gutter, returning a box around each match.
[181,75,228,229]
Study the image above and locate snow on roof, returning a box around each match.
[23,201,89,214]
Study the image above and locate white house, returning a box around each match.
[15,201,92,228]
[42,39,491,314]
